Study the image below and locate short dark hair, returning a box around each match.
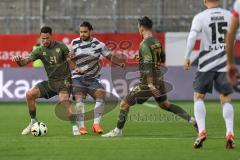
[80,21,93,30]
[40,26,52,35]
[138,16,153,30]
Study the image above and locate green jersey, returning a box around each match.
[29,41,71,80]
[139,37,165,84]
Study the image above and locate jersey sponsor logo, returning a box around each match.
[209,44,226,51]
[43,52,46,56]
[91,43,96,48]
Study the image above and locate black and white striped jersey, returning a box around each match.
[70,37,111,79]
[189,8,231,72]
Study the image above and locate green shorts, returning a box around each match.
[125,82,167,106]
[36,77,71,99]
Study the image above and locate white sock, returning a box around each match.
[222,102,234,136]
[114,127,121,133]
[31,118,37,125]
[189,117,196,124]
[194,99,206,134]
[94,99,104,124]
[76,99,85,128]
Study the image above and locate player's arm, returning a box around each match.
[101,43,125,68]
[12,47,41,67]
[12,56,33,67]
[66,50,77,70]
[184,15,201,70]
[66,52,85,74]
[63,43,85,74]
[65,41,78,70]
[226,15,239,65]
[226,12,240,85]
[184,31,198,70]
[160,47,166,66]
[106,54,125,68]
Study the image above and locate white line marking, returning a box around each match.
[69,136,225,141]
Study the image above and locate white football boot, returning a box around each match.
[101,128,122,137]
[21,120,36,135]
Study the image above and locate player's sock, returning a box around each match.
[29,110,36,119]
[76,99,85,128]
[29,110,37,124]
[30,118,37,125]
[164,104,191,122]
[189,117,196,124]
[194,99,206,133]
[94,99,104,124]
[116,109,129,129]
[114,127,122,133]
[222,102,234,136]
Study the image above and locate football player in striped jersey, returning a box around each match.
[184,0,234,149]
[69,21,124,135]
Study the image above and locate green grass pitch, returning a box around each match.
[0,101,239,160]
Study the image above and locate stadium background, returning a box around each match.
[0,0,238,101]
[0,0,234,33]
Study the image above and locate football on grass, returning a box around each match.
[31,122,48,137]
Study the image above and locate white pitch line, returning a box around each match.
[73,137,187,141]
[73,136,225,141]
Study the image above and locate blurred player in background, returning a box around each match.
[184,0,234,149]
[12,26,75,135]
[226,0,240,85]
[68,21,124,135]
[102,16,197,137]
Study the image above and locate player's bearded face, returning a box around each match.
[80,27,91,41]
[40,33,52,47]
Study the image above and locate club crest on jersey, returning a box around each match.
[91,43,96,48]
[56,48,61,53]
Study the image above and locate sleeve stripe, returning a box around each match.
[232,9,239,17]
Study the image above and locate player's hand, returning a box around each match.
[148,83,161,97]
[12,55,23,62]
[227,64,239,85]
[68,51,75,60]
[183,58,191,70]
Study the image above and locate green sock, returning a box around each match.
[117,110,129,129]
[163,104,191,122]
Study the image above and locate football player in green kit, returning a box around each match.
[12,26,75,135]
[102,16,197,137]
